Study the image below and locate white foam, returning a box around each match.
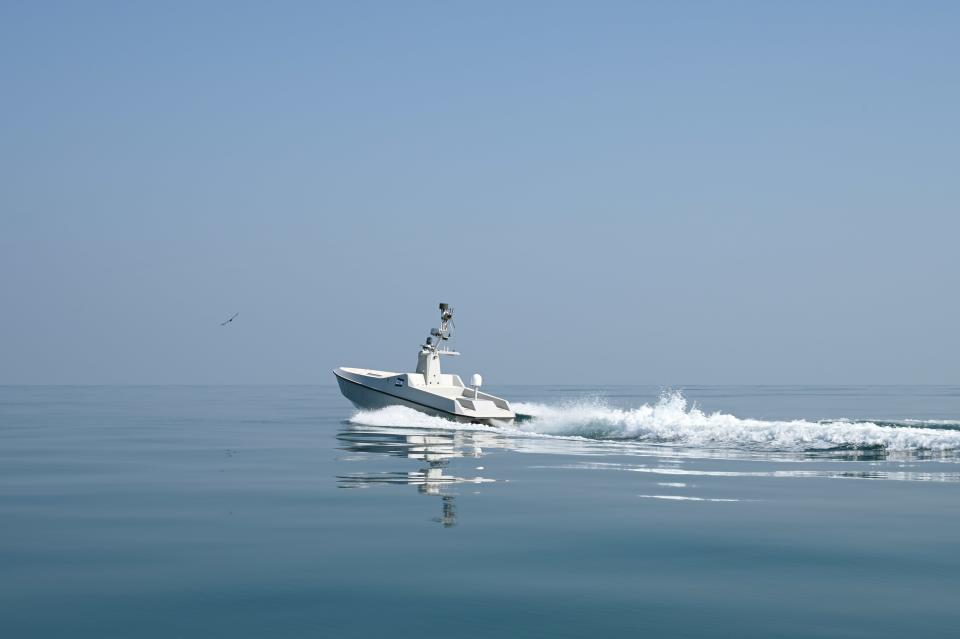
[347,405,490,431]
[512,392,960,452]
[345,392,960,453]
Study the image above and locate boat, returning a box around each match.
[334,303,517,425]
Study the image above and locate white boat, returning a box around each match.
[334,303,517,425]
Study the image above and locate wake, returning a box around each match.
[348,392,960,453]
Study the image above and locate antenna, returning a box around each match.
[423,303,459,356]
[437,303,453,344]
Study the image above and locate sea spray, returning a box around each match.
[349,391,960,452]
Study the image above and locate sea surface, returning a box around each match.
[2,385,960,638]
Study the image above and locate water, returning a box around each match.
[3,385,960,638]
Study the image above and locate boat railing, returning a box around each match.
[463,387,510,410]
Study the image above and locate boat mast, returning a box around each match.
[416,302,459,384]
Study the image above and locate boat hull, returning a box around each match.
[334,369,508,426]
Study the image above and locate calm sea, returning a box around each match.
[2,385,959,638]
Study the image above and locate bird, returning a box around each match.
[220,312,239,326]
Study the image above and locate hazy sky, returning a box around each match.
[2,2,958,385]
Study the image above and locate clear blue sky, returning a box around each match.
[2,1,957,385]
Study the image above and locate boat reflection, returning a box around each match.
[336,425,499,527]
[335,421,959,528]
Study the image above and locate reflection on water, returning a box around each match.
[639,494,743,502]
[532,461,960,483]
[5,386,960,638]
[336,420,960,527]
[337,427,496,527]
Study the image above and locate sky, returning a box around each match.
[1,1,958,385]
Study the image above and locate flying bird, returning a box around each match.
[220,312,239,326]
